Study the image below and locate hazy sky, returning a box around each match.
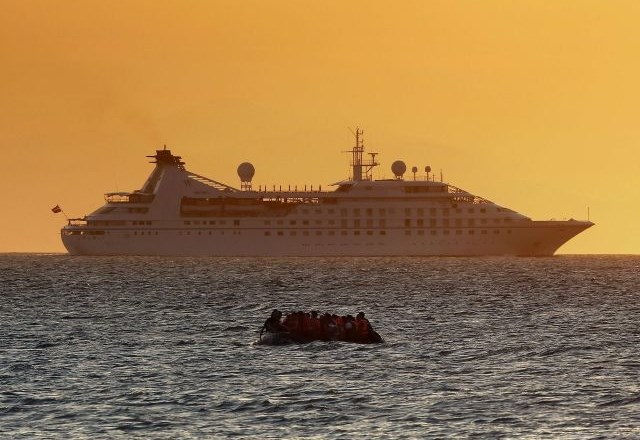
[1,0,638,253]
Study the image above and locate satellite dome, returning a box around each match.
[391,160,406,178]
[237,162,255,182]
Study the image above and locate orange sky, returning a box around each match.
[1,0,638,253]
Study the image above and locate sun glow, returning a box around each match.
[1,0,639,253]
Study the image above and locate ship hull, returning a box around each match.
[61,220,592,257]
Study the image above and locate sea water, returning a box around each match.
[1,255,638,439]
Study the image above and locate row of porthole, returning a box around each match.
[264,229,513,237]
[78,229,513,238]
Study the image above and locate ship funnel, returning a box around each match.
[237,162,255,190]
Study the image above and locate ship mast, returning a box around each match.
[347,128,378,181]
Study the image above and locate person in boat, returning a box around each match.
[307,310,322,340]
[320,313,337,341]
[355,311,383,343]
[343,314,357,342]
[260,309,287,338]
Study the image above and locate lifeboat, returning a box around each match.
[257,310,383,345]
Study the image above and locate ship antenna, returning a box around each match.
[344,127,378,181]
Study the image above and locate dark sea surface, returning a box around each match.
[1,255,639,439]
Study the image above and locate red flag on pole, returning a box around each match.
[51,205,62,213]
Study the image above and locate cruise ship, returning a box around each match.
[61,130,593,256]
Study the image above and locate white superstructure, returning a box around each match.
[61,130,593,256]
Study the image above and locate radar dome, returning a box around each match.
[391,160,407,178]
[237,162,255,182]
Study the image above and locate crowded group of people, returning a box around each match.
[260,309,383,344]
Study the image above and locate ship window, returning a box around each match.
[328,219,335,225]
[366,208,373,216]
[380,230,386,235]
[146,221,152,225]
[264,220,271,225]
[353,208,360,216]
[184,221,191,225]
[442,219,450,226]
[430,219,437,227]
[303,220,310,225]
[367,230,373,236]
[379,219,386,227]
[468,230,475,235]
[277,220,283,225]
[443,230,450,235]
[493,230,500,234]
[264,231,271,236]
[354,230,360,236]
[290,220,296,225]
[315,220,322,225]
[277,231,283,236]
[234,220,240,226]
[507,230,512,234]
[455,219,462,226]
[329,231,335,236]
[209,221,216,225]
[404,219,411,227]
[417,219,424,227]
[354,219,361,227]
[194,221,200,225]
[133,231,137,235]
[198,231,202,235]
[187,231,191,235]
[430,230,437,235]
[208,232,211,235]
